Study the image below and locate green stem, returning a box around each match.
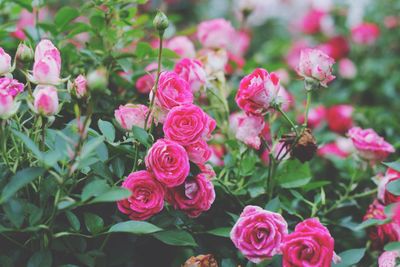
[41,116,46,151]
[303,90,312,127]
[277,106,298,135]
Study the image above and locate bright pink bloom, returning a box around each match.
[197,18,235,49]
[348,127,395,163]
[297,105,326,129]
[297,48,335,87]
[114,104,149,130]
[236,68,280,116]
[73,75,87,98]
[338,58,357,79]
[352,23,380,45]
[174,58,207,93]
[208,144,225,167]
[378,168,400,205]
[0,78,24,98]
[300,9,326,34]
[230,205,288,263]
[117,170,165,221]
[318,138,353,159]
[317,36,349,60]
[392,204,400,226]
[10,28,26,40]
[136,74,154,94]
[185,139,212,164]
[163,104,216,146]
[378,251,400,267]
[229,112,265,150]
[0,48,12,75]
[33,85,59,116]
[281,218,334,267]
[166,36,196,58]
[145,139,190,188]
[166,173,215,218]
[326,105,353,134]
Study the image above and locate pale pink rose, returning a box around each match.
[228,30,251,57]
[33,85,59,116]
[166,173,215,218]
[236,68,280,116]
[348,127,395,163]
[163,104,216,146]
[326,104,354,134]
[174,58,207,93]
[114,104,149,130]
[117,170,165,221]
[197,18,235,49]
[0,48,12,75]
[338,58,357,79]
[185,139,212,164]
[230,205,288,263]
[73,75,87,98]
[145,139,190,188]
[378,168,400,205]
[229,112,265,150]
[378,251,400,267]
[199,48,229,74]
[318,137,354,159]
[274,69,290,85]
[34,39,61,70]
[384,16,399,29]
[297,105,326,129]
[351,23,380,45]
[32,55,61,85]
[297,48,335,87]
[0,94,18,119]
[0,78,24,98]
[166,36,196,58]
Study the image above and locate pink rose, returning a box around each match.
[34,39,61,69]
[154,71,193,110]
[0,48,12,75]
[392,204,400,226]
[33,85,59,116]
[208,144,225,167]
[230,205,288,263]
[297,48,335,87]
[277,86,294,112]
[73,75,87,98]
[286,40,311,71]
[281,218,334,267]
[166,36,196,58]
[166,173,215,218]
[227,30,251,57]
[200,48,229,74]
[378,168,400,205]
[338,58,357,79]
[317,36,349,60]
[0,93,19,119]
[117,170,165,221]
[378,251,400,267]
[297,105,326,129]
[318,137,353,159]
[0,78,24,98]
[300,9,327,34]
[145,139,190,188]
[32,55,61,85]
[326,104,353,134]
[197,18,235,49]
[174,58,207,93]
[229,112,265,150]
[114,104,149,130]
[185,139,212,164]
[235,68,280,116]
[163,104,216,146]
[10,29,26,40]
[135,63,157,94]
[351,23,380,45]
[348,127,394,163]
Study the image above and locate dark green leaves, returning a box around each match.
[131,125,152,147]
[276,160,311,188]
[27,250,52,267]
[84,213,104,234]
[387,179,400,195]
[55,7,80,32]
[206,227,231,238]
[153,230,197,246]
[108,221,162,234]
[333,248,365,267]
[383,160,400,172]
[89,188,131,204]
[98,119,115,142]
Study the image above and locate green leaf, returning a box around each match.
[384,242,400,251]
[355,218,390,231]
[383,161,400,172]
[131,125,152,147]
[153,230,197,246]
[0,167,45,203]
[387,179,400,196]
[65,211,80,231]
[276,160,312,189]
[83,213,104,234]
[98,120,115,142]
[108,221,162,234]
[12,130,43,161]
[333,248,365,267]
[265,197,280,212]
[55,7,79,31]
[27,250,52,267]
[206,227,231,238]
[81,180,109,202]
[3,198,24,228]
[80,136,105,159]
[111,157,125,177]
[89,188,131,204]
[135,42,154,58]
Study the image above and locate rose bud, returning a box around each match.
[166,36,196,59]
[229,112,265,150]
[114,104,149,131]
[297,48,335,88]
[153,11,169,33]
[378,251,400,267]
[87,67,108,91]
[197,18,235,49]
[338,58,357,79]
[351,22,380,45]
[378,168,400,205]
[0,77,24,98]
[0,47,12,75]
[183,254,218,267]
[174,58,207,93]
[16,43,34,62]
[33,85,59,116]
[290,128,318,163]
[32,55,61,85]
[326,104,353,134]
[72,75,88,98]
[0,94,20,119]
[34,39,61,69]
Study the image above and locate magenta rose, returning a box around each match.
[235,68,280,116]
[0,77,24,98]
[351,22,380,45]
[0,47,12,75]
[114,104,149,130]
[145,139,190,188]
[348,127,394,163]
[166,173,215,218]
[174,58,207,93]
[185,139,212,164]
[197,18,235,49]
[318,137,353,159]
[117,170,165,221]
[281,218,334,267]
[163,104,216,146]
[33,85,59,116]
[326,104,353,134]
[230,205,288,263]
[378,168,400,205]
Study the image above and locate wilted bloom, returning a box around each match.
[378,251,400,267]
[0,94,19,119]
[166,36,196,58]
[348,127,395,163]
[174,58,207,93]
[33,85,59,116]
[338,58,357,79]
[0,77,24,98]
[0,48,12,75]
[229,112,265,150]
[230,205,288,263]
[378,168,400,205]
[281,218,335,267]
[114,104,149,130]
[117,170,165,221]
[73,75,87,98]
[351,23,380,45]
[197,19,235,49]
[297,105,326,129]
[236,68,280,116]
[182,254,218,267]
[297,48,335,87]
[326,104,353,134]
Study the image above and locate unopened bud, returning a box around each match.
[87,68,108,91]
[16,43,34,62]
[153,11,169,33]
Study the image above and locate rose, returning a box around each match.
[199,48,229,74]
[166,36,196,58]
[286,40,311,71]
[351,22,380,45]
[163,104,216,146]
[348,127,395,163]
[0,47,12,75]
[326,104,353,134]
[276,86,294,112]
[117,170,165,221]
[166,173,215,218]
[378,251,400,267]
[0,77,24,98]
[230,205,288,263]
[135,74,154,94]
[364,200,400,250]
[317,36,349,60]
[73,75,87,98]
[0,93,19,119]
[392,204,400,226]
[338,58,357,79]
[300,9,327,34]
[281,218,334,267]
[114,104,149,130]
[184,139,212,164]
[145,139,190,187]
[297,48,335,87]
[32,55,61,85]
[197,18,235,49]
[235,68,280,116]
[378,168,400,205]
[318,137,353,159]
[34,39,61,69]
[297,105,326,129]
[229,112,265,150]
[16,43,34,62]
[174,58,207,93]
[154,71,193,110]
[33,85,59,116]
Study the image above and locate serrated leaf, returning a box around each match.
[131,125,152,147]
